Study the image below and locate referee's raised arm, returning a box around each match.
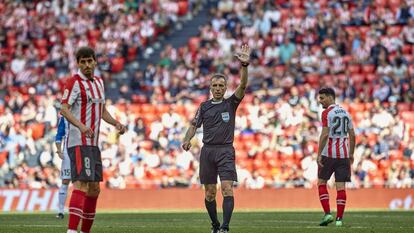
[234,44,251,99]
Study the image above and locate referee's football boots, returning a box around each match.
[211,222,220,233]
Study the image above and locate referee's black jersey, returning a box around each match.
[191,94,243,145]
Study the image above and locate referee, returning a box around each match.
[182,44,251,233]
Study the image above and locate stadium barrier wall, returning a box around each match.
[0,188,413,212]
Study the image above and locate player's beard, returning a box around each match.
[83,69,94,79]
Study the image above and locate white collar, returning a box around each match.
[211,99,223,104]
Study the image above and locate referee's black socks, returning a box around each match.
[222,196,234,230]
[205,199,219,226]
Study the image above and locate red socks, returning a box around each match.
[68,190,86,230]
[336,190,347,219]
[318,184,330,214]
[319,185,347,219]
[81,195,98,233]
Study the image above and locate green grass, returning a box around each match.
[1,210,413,232]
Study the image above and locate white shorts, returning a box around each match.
[60,147,71,180]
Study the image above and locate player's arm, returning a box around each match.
[317,109,331,167]
[317,127,330,167]
[234,44,251,99]
[61,103,93,138]
[102,105,126,134]
[61,78,94,138]
[55,117,65,159]
[348,127,356,165]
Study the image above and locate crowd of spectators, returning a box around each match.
[1,0,414,190]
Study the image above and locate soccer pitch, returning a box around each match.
[0,210,413,233]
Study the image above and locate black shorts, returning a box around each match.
[199,144,237,184]
[67,145,103,182]
[318,156,351,182]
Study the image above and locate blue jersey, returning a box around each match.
[55,116,69,147]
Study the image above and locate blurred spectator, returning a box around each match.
[245,171,265,189]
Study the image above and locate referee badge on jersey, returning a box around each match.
[221,112,230,122]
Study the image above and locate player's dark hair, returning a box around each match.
[76,46,96,62]
[318,87,336,99]
[211,73,227,83]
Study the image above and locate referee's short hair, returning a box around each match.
[318,87,335,99]
[211,73,227,83]
[76,46,96,62]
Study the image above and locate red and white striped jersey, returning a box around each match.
[61,71,105,148]
[321,104,354,159]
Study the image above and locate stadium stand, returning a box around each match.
[0,0,414,190]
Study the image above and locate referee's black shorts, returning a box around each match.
[199,144,237,184]
[67,145,103,182]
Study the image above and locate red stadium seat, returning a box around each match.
[253,159,265,170]
[344,26,358,36]
[305,73,319,86]
[318,0,328,8]
[129,104,141,114]
[0,151,7,166]
[401,111,414,119]
[127,47,137,61]
[405,55,414,63]
[401,111,414,127]
[274,65,286,73]
[402,45,411,54]
[178,1,188,16]
[131,94,147,104]
[351,74,365,84]
[140,140,153,150]
[280,8,289,21]
[322,75,335,86]
[387,26,402,37]
[348,103,365,114]
[141,104,156,114]
[359,26,371,38]
[397,103,411,112]
[336,74,348,82]
[293,8,305,18]
[30,123,45,140]
[361,64,375,74]
[388,0,402,11]
[38,48,48,60]
[88,29,101,40]
[188,37,200,53]
[290,0,302,7]
[347,64,361,74]
[342,55,353,63]
[374,0,387,7]
[365,73,377,82]
[156,104,170,115]
[7,37,16,48]
[111,57,125,73]
[389,150,403,160]
[34,39,47,49]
